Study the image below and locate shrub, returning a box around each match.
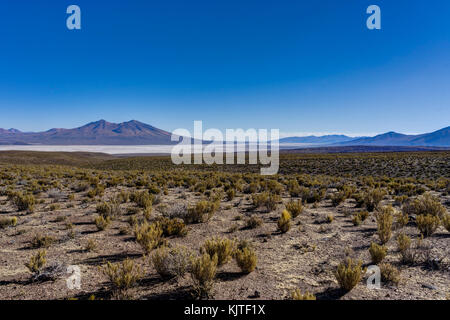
[226,189,235,201]
[352,214,362,226]
[131,191,153,209]
[442,214,450,232]
[359,211,369,221]
[291,289,316,300]
[134,221,166,254]
[251,192,280,212]
[363,188,386,211]
[379,263,401,285]
[30,234,54,248]
[396,233,411,253]
[326,214,334,223]
[84,239,97,252]
[402,193,446,218]
[151,246,192,279]
[158,217,188,237]
[25,249,47,274]
[190,253,218,299]
[96,201,121,219]
[375,206,394,244]
[235,247,257,273]
[246,215,263,229]
[394,211,409,229]
[335,258,363,292]
[200,237,235,267]
[285,200,303,218]
[331,191,347,207]
[0,216,17,229]
[95,215,111,231]
[277,210,291,233]
[12,193,35,212]
[186,200,219,224]
[101,258,141,299]
[416,214,440,237]
[369,242,387,264]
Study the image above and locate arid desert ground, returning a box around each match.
[0,151,449,300]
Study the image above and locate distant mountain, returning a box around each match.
[279,135,357,144]
[0,120,176,145]
[336,126,450,147]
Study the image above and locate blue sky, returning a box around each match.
[0,0,449,137]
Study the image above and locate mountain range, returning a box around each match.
[0,120,449,147]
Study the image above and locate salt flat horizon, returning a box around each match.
[0,143,312,155]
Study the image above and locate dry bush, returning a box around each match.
[158,217,188,237]
[134,221,166,254]
[95,215,111,231]
[235,247,257,273]
[0,216,17,229]
[245,215,263,229]
[369,242,387,264]
[402,193,446,218]
[394,211,409,229]
[101,258,141,299]
[442,214,450,232]
[335,258,363,292]
[416,214,440,237]
[84,239,98,252]
[379,263,401,285]
[285,199,303,218]
[226,188,235,201]
[200,237,235,267]
[277,210,291,233]
[25,249,47,274]
[151,246,192,279]
[130,191,153,209]
[396,233,411,253]
[11,192,35,212]
[252,192,280,212]
[96,200,121,219]
[190,253,218,299]
[186,200,219,224]
[375,205,394,244]
[30,234,54,248]
[363,188,386,211]
[291,289,316,300]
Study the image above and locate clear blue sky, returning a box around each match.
[0,0,449,136]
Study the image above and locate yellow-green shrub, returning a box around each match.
[101,258,141,298]
[376,206,394,244]
[200,237,235,267]
[277,210,291,233]
[25,249,47,274]
[235,247,257,273]
[133,221,166,254]
[285,200,303,218]
[416,214,440,237]
[369,242,387,264]
[291,289,316,300]
[335,258,363,292]
[190,253,218,298]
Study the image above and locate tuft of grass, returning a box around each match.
[151,246,192,279]
[94,215,111,231]
[245,215,263,229]
[335,258,364,292]
[277,210,291,233]
[285,200,303,218]
[133,221,166,254]
[101,258,141,299]
[25,249,47,274]
[235,247,257,274]
[190,253,218,299]
[442,214,450,232]
[30,234,54,248]
[375,205,394,244]
[0,216,17,229]
[200,237,235,267]
[291,289,316,300]
[416,214,440,237]
[379,263,401,285]
[369,242,387,264]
